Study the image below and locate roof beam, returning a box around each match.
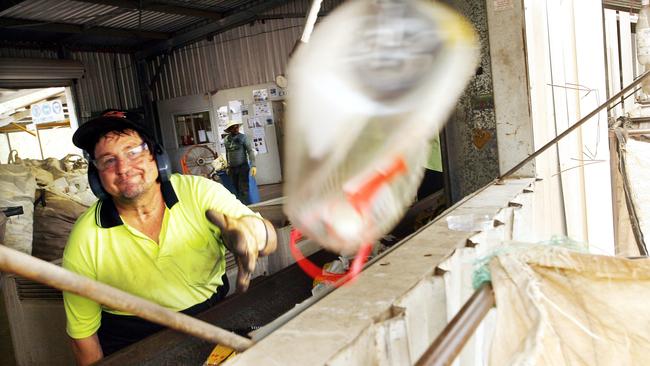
[0,17,170,40]
[136,0,291,60]
[256,11,328,21]
[74,0,224,20]
[0,0,26,13]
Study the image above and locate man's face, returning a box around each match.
[93,130,159,201]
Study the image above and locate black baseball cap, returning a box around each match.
[72,109,152,153]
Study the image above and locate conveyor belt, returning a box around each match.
[99,250,335,366]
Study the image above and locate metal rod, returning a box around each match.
[415,283,495,366]
[612,128,648,255]
[300,0,323,43]
[0,244,253,352]
[627,128,650,135]
[9,122,36,136]
[35,126,45,160]
[499,69,650,180]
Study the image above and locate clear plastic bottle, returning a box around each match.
[284,0,479,255]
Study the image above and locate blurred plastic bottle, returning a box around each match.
[284,0,479,255]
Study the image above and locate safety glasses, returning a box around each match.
[93,142,149,171]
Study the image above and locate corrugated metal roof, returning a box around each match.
[98,11,196,33]
[153,0,231,11]
[0,0,344,111]
[0,0,312,51]
[1,1,116,25]
[0,0,201,33]
[264,0,343,15]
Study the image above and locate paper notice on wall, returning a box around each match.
[228,100,243,122]
[253,102,271,117]
[217,106,228,127]
[248,117,264,129]
[31,99,65,124]
[253,89,268,102]
[252,127,267,154]
[206,131,215,143]
[229,100,243,114]
[494,0,513,11]
[198,130,207,143]
[231,112,242,122]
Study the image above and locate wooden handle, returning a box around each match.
[0,244,253,351]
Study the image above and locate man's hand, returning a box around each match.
[250,167,257,177]
[206,210,277,292]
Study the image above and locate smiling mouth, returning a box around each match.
[116,176,141,185]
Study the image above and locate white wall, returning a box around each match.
[523,0,614,254]
[156,86,284,185]
[156,93,217,174]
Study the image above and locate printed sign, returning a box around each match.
[31,100,65,124]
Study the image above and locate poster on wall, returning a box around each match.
[217,106,228,128]
[31,100,65,124]
[253,101,271,117]
[248,117,264,129]
[251,127,267,154]
[253,88,268,102]
[228,100,243,122]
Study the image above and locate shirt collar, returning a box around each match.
[96,180,179,228]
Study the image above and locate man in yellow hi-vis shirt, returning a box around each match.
[63,110,276,365]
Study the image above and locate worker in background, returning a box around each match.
[224,120,256,204]
[63,110,276,366]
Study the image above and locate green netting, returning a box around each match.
[471,236,588,289]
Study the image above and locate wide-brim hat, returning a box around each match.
[225,120,243,131]
[72,110,151,153]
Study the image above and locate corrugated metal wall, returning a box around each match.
[0,47,140,121]
[70,51,141,117]
[147,17,303,100]
[147,0,344,101]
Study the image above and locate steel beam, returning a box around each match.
[73,0,224,20]
[0,17,170,40]
[0,0,26,13]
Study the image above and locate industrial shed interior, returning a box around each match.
[1,0,650,365]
